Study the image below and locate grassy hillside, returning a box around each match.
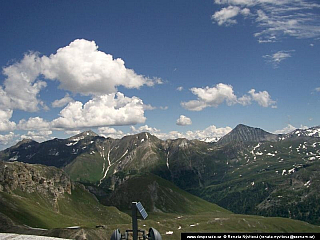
[64,152,105,183]
[1,173,320,240]
[193,138,320,225]
[102,173,230,215]
[99,173,320,239]
[0,183,130,229]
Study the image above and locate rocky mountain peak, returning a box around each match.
[121,132,159,144]
[79,130,99,137]
[217,124,278,145]
[11,139,38,150]
[68,130,99,141]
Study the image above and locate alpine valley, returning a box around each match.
[1,124,320,239]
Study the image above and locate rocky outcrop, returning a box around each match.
[0,161,72,209]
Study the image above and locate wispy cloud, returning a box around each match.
[176,86,184,91]
[52,94,74,108]
[263,50,295,67]
[273,124,297,134]
[213,0,320,42]
[273,124,309,134]
[212,6,250,26]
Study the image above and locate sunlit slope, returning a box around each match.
[0,161,130,229]
[195,137,320,225]
[1,125,320,225]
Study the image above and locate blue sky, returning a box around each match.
[0,0,320,148]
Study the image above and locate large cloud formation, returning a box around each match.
[41,39,161,95]
[181,83,238,111]
[52,93,146,129]
[1,53,46,112]
[0,39,162,130]
[0,132,15,145]
[1,39,161,113]
[0,109,16,132]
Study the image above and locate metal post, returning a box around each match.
[132,202,138,240]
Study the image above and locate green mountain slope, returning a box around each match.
[101,173,230,214]
[1,161,320,240]
[1,125,320,226]
[194,137,320,224]
[0,161,130,230]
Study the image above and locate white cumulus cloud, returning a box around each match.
[212,5,250,26]
[181,83,240,111]
[184,125,232,141]
[41,39,161,95]
[128,124,232,142]
[273,124,309,134]
[98,127,125,139]
[0,109,16,132]
[1,52,47,112]
[130,125,161,135]
[181,100,207,111]
[18,117,50,130]
[190,84,238,106]
[248,89,277,108]
[152,125,232,141]
[212,6,242,26]
[237,94,252,106]
[0,132,15,146]
[0,39,163,133]
[0,39,161,113]
[176,115,192,126]
[273,124,297,134]
[20,130,53,143]
[52,92,146,129]
[182,83,276,110]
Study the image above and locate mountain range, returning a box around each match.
[1,124,320,238]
